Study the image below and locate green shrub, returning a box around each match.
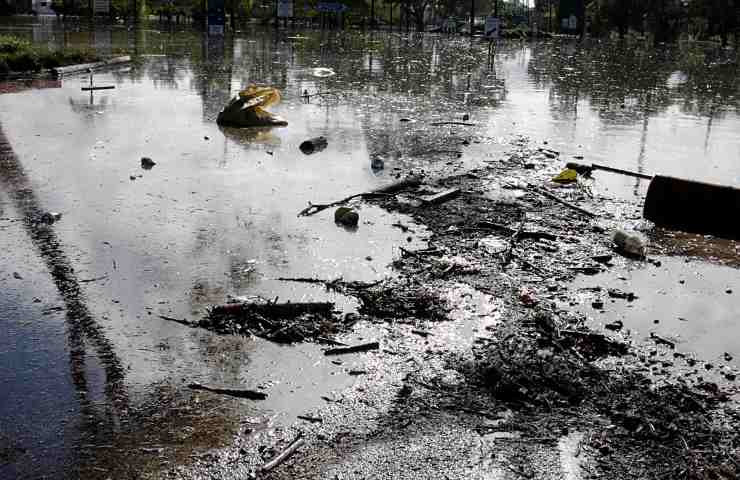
[0,35,31,54]
[0,35,99,74]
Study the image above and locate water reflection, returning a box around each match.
[0,123,128,476]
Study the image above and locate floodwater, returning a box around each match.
[1,18,739,478]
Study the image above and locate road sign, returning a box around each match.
[317,2,347,13]
[485,16,499,39]
[208,0,225,36]
[277,0,293,17]
[93,0,109,14]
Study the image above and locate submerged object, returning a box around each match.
[567,162,740,240]
[217,85,288,128]
[643,175,740,241]
[299,136,328,155]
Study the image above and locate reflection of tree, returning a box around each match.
[0,124,129,440]
[526,41,740,126]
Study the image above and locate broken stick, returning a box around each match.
[324,341,380,356]
[430,121,476,126]
[261,436,305,472]
[298,177,422,217]
[187,382,267,400]
[159,315,195,327]
[528,185,597,218]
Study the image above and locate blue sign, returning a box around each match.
[317,2,347,13]
[208,0,225,35]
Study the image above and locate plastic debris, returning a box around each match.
[299,136,328,155]
[552,168,578,184]
[610,229,648,259]
[311,67,336,78]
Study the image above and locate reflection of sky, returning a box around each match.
[573,257,740,368]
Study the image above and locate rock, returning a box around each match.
[39,212,62,224]
[141,157,156,169]
[726,288,733,294]
[591,299,604,309]
[605,320,623,331]
[592,254,614,264]
[607,289,637,301]
[371,158,384,171]
[610,229,647,259]
[13,272,22,280]
[724,352,733,361]
[726,372,737,381]
[334,207,359,227]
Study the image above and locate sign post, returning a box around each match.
[93,0,109,14]
[207,0,225,35]
[277,0,292,18]
[484,16,499,39]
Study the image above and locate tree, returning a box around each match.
[403,0,430,31]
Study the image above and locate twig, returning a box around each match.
[298,177,422,217]
[260,436,305,472]
[430,122,477,126]
[315,336,347,346]
[79,275,109,283]
[297,415,323,423]
[528,184,597,218]
[324,341,380,356]
[503,215,525,266]
[159,315,194,327]
[301,91,337,98]
[187,382,267,400]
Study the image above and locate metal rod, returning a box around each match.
[566,162,653,180]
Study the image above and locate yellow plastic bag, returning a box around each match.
[552,169,578,184]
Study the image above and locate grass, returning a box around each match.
[0,35,100,75]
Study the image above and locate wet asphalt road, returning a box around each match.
[1,20,739,478]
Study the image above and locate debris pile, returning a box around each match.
[198,301,344,343]
[468,309,740,479]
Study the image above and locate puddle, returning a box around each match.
[572,256,740,369]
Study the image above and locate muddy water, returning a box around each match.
[573,256,740,370]
[1,19,739,478]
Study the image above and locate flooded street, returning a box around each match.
[1,19,739,479]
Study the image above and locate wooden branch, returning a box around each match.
[528,185,597,218]
[187,382,267,400]
[430,122,476,126]
[159,315,195,327]
[261,436,305,472]
[210,301,335,319]
[298,177,422,217]
[324,341,380,355]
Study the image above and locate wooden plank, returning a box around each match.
[53,56,132,77]
[421,188,461,206]
[81,86,116,91]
